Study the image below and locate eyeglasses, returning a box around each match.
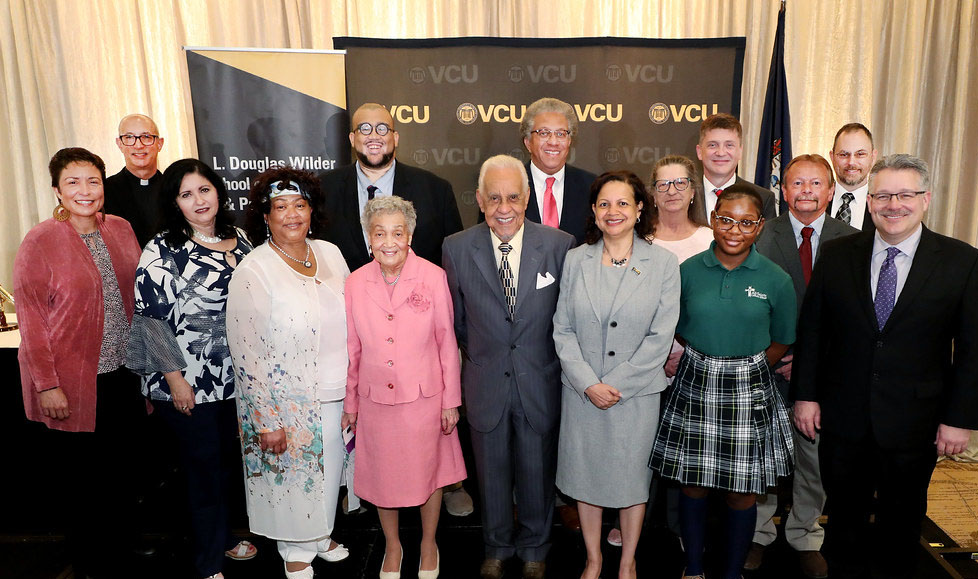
[653,178,691,193]
[530,129,571,140]
[833,150,871,161]
[712,213,763,234]
[869,190,926,204]
[355,122,392,136]
[119,133,159,146]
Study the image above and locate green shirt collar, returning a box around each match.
[702,241,761,271]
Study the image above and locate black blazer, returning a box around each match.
[319,162,463,272]
[792,226,978,449]
[524,163,596,246]
[695,176,777,224]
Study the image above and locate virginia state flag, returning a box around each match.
[754,3,792,216]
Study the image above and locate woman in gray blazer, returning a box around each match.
[553,171,680,579]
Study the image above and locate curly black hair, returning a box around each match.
[243,166,327,245]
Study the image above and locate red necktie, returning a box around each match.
[713,188,723,197]
[543,176,558,228]
[800,226,814,285]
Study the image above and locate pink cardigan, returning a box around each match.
[14,216,140,432]
[344,251,461,413]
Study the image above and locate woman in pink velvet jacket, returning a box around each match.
[342,196,465,579]
[14,147,143,577]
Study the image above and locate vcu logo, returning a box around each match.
[605,146,671,164]
[508,65,577,83]
[648,103,720,123]
[413,148,481,166]
[456,103,478,125]
[408,65,478,84]
[388,105,429,124]
[606,64,675,83]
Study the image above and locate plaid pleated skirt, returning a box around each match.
[649,346,794,494]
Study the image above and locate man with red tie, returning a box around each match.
[751,154,857,578]
[695,113,777,223]
[521,97,596,247]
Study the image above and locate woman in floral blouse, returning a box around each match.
[227,167,350,579]
[342,196,466,579]
[127,158,255,579]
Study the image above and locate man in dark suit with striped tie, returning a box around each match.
[443,155,575,579]
[828,123,878,231]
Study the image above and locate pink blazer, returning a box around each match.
[344,251,461,413]
[14,216,140,432]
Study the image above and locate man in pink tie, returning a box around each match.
[520,97,596,247]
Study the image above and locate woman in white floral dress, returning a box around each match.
[227,167,350,579]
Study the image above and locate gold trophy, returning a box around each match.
[0,283,17,332]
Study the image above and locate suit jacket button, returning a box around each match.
[511,344,517,350]
[387,383,394,389]
[876,340,883,348]
[387,337,394,344]
[608,351,615,356]
[610,321,618,328]
[387,360,394,367]
[872,372,880,381]
[504,372,511,377]
[387,314,394,321]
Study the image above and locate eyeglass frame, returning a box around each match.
[832,150,872,161]
[530,128,572,141]
[355,122,392,136]
[868,190,927,204]
[711,211,764,234]
[118,133,160,146]
[653,178,691,193]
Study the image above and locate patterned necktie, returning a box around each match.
[713,187,723,197]
[799,226,814,285]
[835,191,854,224]
[498,242,516,318]
[367,185,378,200]
[874,246,900,329]
[542,176,559,228]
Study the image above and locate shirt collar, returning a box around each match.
[489,222,526,254]
[529,162,566,184]
[355,159,397,191]
[787,210,827,238]
[872,223,923,259]
[704,174,737,193]
[835,181,869,198]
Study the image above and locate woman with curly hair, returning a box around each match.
[227,166,350,579]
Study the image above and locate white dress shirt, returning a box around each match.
[787,211,827,270]
[529,163,566,221]
[870,225,923,301]
[833,182,869,229]
[489,223,525,292]
[703,174,737,217]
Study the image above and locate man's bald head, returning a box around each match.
[116,114,163,178]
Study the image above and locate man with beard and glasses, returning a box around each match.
[828,123,878,231]
[320,103,463,272]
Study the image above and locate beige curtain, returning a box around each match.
[2,0,976,289]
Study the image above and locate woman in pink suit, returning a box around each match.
[342,195,466,579]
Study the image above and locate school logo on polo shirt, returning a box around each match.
[744,286,768,300]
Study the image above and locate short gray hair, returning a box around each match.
[870,154,931,191]
[520,97,578,141]
[478,155,528,198]
[361,195,417,234]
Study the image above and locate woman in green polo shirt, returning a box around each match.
[650,186,796,579]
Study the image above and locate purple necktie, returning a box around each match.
[874,246,900,329]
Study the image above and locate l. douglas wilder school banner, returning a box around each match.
[185,48,349,219]
[335,37,745,226]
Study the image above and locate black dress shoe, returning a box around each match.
[480,558,505,579]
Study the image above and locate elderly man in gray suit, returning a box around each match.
[443,155,575,579]
[751,154,858,578]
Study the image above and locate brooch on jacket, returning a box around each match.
[408,285,431,313]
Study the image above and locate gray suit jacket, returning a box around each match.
[553,237,680,403]
[442,221,575,433]
[755,213,859,317]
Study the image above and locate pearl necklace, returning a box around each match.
[269,238,312,268]
[192,229,223,244]
[381,270,401,286]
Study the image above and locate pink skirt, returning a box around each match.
[354,390,466,508]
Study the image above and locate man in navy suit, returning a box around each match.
[320,103,463,272]
[793,154,978,578]
[443,155,575,579]
[694,113,777,222]
[751,154,857,578]
[520,97,596,247]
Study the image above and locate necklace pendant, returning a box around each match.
[303,260,312,268]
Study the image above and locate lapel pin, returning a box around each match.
[631,266,641,275]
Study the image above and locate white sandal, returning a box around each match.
[317,538,350,562]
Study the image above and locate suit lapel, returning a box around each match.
[471,224,508,311]
[342,169,370,264]
[581,241,603,320]
[515,225,542,315]
[524,163,542,224]
[885,227,939,328]
[608,238,651,319]
[772,219,806,286]
[363,261,395,315]
[849,232,877,329]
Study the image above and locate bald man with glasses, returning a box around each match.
[104,113,165,246]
